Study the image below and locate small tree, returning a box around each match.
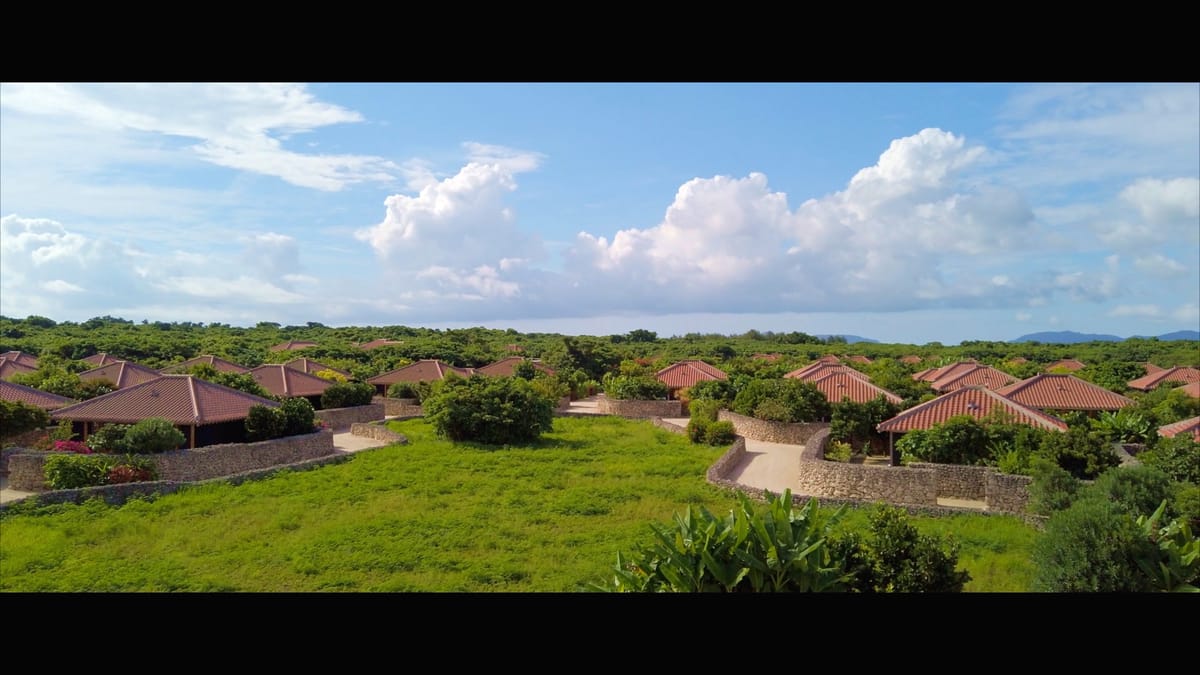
[423,376,553,445]
[89,423,132,454]
[0,400,51,439]
[123,417,186,454]
[1139,434,1200,484]
[245,405,286,442]
[320,381,375,409]
[279,397,316,436]
[512,360,538,381]
[1032,497,1158,592]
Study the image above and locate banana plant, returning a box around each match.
[1135,500,1200,593]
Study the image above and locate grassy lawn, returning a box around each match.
[0,416,1036,592]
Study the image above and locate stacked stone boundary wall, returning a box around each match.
[374,397,424,417]
[908,462,989,500]
[717,410,827,445]
[7,429,336,490]
[350,422,409,444]
[315,403,384,429]
[649,417,687,435]
[598,398,683,418]
[0,453,353,512]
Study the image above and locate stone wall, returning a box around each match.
[2,445,30,474]
[797,456,940,506]
[909,463,989,500]
[705,437,748,487]
[350,422,408,445]
[374,397,424,417]
[598,398,683,418]
[649,417,687,435]
[986,472,1033,514]
[10,430,338,491]
[315,403,384,429]
[717,410,827,444]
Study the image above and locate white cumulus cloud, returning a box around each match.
[1120,177,1200,225]
[1108,304,1163,318]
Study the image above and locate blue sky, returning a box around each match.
[1,82,1197,344]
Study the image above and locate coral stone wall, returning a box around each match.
[705,437,748,489]
[797,457,940,505]
[986,472,1033,513]
[7,453,49,490]
[350,422,408,444]
[597,398,683,418]
[717,410,827,444]
[908,463,990,500]
[374,397,424,417]
[314,403,384,429]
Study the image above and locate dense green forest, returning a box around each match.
[1,314,1196,394]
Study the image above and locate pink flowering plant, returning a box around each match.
[52,440,94,455]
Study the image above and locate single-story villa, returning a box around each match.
[249,365,333,407]
[0,351,39,368]
[160,355,250,374]
[358,339,404,350]
[268,340,319,352]
[1044,358,1086,372]
[1157,416,1200,442]
[929,364,1017,393]
[808,370,902,405]
[367,359,475,396]
[1177,382,1200,399]
[844,355,873,365]
[78,361,162,389]
[995,373,1133,413]
[655,360,728,399]
[1127,367,1200,392]
[913,360,978,383]
[0,379,76,410]
[475,357,555,378]
[900,355,923,365]
[284,357,352,379]
[785,362,871,382]
[0,357,37,381]
[81,352,122,367]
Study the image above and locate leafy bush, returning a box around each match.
[897,416,991,465]
[123,417,186,454]
[89,423,131,454]
[825,440,853,463]
[106,456,158,484]
[1038,425,1119,479]
[279,397,316,437]
[245,405,287,442]
[51,440,93,455]
[598,491,853,592]
[320,382,375,409]
[1135,501,1200,592]
[1174,483,1200,531]
[688,399,722,424]
[529,376,569,405]
[210,372,272,399]
[848,504,971,593]
[732,379,830,423]
[1092,409,1154,444]
[1027,459,1083,516]
[314,369,348,383]
[0,400,52,438]
[830,396,900,451]
[753,399,792,422]
[387,382,419,399]
[704,420,737,446]
[424,376,554,445]
[512,360,538,381]
[603,375,668,400]
[1031,497,1158,592]
[685,379,737,404]
[686,418,710,444]
[44,454,116,490]
[1139,434,1200,484]
[1087,465,1177,519]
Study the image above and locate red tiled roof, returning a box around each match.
[845,355,873,364]
[268,340,319,352]
[52,375,279,426]
[1044,359,1086,372]
[1007,357,1029,364]
[877,387,1068,433]
[996,373,1134,411]
[1143,363,1164,374]
[81,353,122,366]
[656,360,728,389]
[79,361,163,389]
[911,366,939,381]
[900,355,923,365]
[249,365,333,398]
[1128,367,1200,391]
[1157,416,1200,441]
[918,360,979,384]
[358,339,404,350]
[283,358,352,379]
[160,355,250,374]
[367,360,474,385]
[0,380,76,410]
[0,357,37,381]
[751,353,782,362]
[930,365,1017,392]
[0,351,39,368]
[810,371,903,405]
[476,357,556,378]
[1176,382,1200,399]
[785,362,871,382]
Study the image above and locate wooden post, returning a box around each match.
[889,432,897,467]
[189,425,196,449]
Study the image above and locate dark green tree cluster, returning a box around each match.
[731,379,830,423]
[424,375,555,445]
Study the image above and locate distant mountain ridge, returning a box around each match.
[1012,330,1199,344]
[815,334,879,344]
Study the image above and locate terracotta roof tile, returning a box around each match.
[249,365,334,398]
[845,355,873,364]
[0,351,39,368]
[367,360,474,385]
[786,362,871,382]
[358,339,404,350]
[1143,363,1164,374]
[0,380,76,410]
[1007,357,1029,364]
[918,360,979,384]
[1157,416,1200,441]
[930,365,1017,392]
[78,361,163,389]
[877,387,1067,433]
[268,340,319,352]
[81,353,122,366]
[283,358,351,379]
[1177,382,1200,399]
[476,357,556,378]
[52,375,279,426]
[810,371,903,405]
[160,355,250,374]
[1044,359,1086,372]
[996,373,1134,411]
[911,367,939,381]
[1128,367,1200,391]
[656,360,728,389]
[0,357,37,381]
[900,355,923,365]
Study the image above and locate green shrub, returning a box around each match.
[0,400,51,439]
[685,379,737,404]
[211,371,272,399]
[704,420,737,446]
[279,397,316,437]
[512,360,538,381]
[44,454,116,489]
[106,456,158,484]
[123,418,185,454]
[314,369,348,383]
[830,396,900,450]
[688,399,722,424]
[1027,459,1083,516]
[1139,434,1200,484]
[89,423,131,454]
[1032,497,1158,592]
[753,399,792,422]
[1173,483,1200,531]
[245,405,286,442]
[897,416,991,465]
[1135,501,1200,591]
[424,376,553,445]
[320,382,375,409]
[825,440,853,462]
[1038,425,1119,480]
[732,379,830,423]
[1085,465,1177,519]
[853,504,971,593]
[386,382,419,399]
[1092,409,1155,444]
[529,376,569,404]
[686,418,710,444]
[603,375,668,400]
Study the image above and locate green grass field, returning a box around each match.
[0,416,1037,592]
